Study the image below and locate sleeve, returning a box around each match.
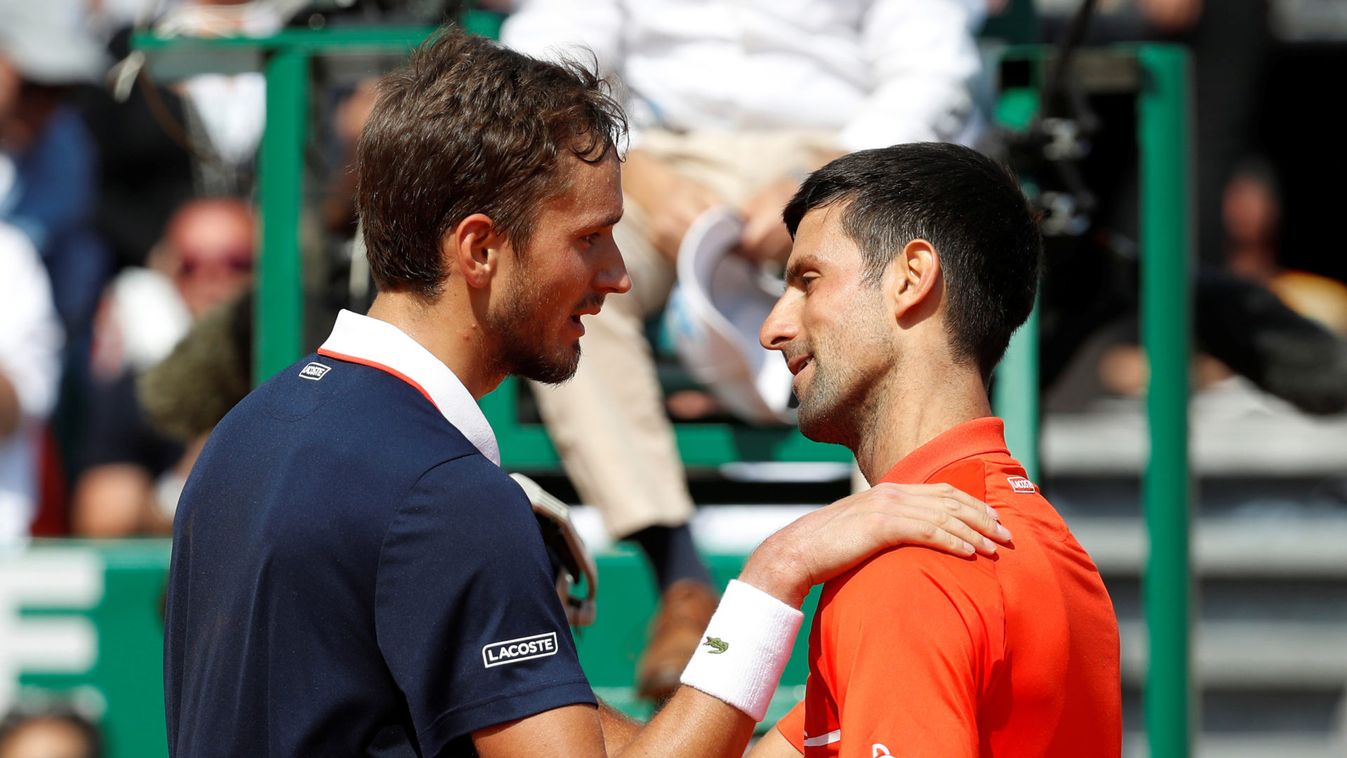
[838,0,987,151]
[0,224,62,422]
[821,551,1002,758]
[775,700,807,752]
[374,455,596,753]
[500,0,626,78]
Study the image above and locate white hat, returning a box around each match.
[664,206,795,425]
[0,3,107,85]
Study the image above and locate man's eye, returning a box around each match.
[802,274,819,291]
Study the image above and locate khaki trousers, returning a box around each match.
[529,129,837,538]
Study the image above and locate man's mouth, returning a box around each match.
[573,299,604,318]
[787,354,813,376]
[569,300,604,333]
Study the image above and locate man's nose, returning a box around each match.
[598,239,632,295]
[759,294,798,351]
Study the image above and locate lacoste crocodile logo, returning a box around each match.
[702,636,728,655]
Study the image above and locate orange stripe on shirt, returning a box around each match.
[316,348,439,410]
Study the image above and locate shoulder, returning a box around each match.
[409,454,532,522]
[820,535,1005,647]
[831,542,999,604]
[379,455,541,563]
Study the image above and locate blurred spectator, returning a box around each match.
[0,706,101,758]
[0,223,62,544]
[1220,160,1347,335]
[72,197,255,538]
[503,0,987,701]
[0,3,112,340]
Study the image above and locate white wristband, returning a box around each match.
[679,579,804,721]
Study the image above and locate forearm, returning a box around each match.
[615,576,804,755]
[597,703,640,754]
[614,687,756,758]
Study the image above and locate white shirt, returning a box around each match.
[502,0,986,149]
[318,310,501,466]
[0,223,63,543]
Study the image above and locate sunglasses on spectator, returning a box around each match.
[175,248,255,278]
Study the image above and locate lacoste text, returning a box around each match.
[482,632,559,668]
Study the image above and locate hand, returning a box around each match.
[740,483,1013,607]
[623,150,722,263]
[735,177,800,265]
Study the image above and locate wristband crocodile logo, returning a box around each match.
[702,636,728,655]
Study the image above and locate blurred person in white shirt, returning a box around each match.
[0,222,63,545]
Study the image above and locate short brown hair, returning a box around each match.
[356,28,627,298]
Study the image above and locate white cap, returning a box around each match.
[664,206,795,425]
[0,3,107,85]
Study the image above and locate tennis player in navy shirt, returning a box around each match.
[164,29,1011,757]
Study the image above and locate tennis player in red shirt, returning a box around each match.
[748,143,1122,758]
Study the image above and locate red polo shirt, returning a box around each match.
[775,417,1121,757]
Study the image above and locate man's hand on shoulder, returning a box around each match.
[740,482,1013,607]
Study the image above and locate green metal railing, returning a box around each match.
[133,29,1194,755]
[996,45,1195,756]
[1137,45,1196,757]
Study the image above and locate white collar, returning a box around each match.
[318,310,501,466]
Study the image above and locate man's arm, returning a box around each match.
[622,149,723,263]
[597,703,641,753]
[473,483,1010,757]
[747,725,804,758]
[477,687,756,758]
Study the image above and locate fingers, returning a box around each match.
[891,514,979,557]
[871,483,1013,545]
[927,509,999,557]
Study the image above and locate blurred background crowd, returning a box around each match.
[1,0,1346,755]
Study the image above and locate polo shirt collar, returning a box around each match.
[318,309,501,466]
[879,416,1009,484]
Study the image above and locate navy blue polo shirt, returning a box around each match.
[164,311,595,757]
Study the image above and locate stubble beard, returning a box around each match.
[795,299,892,451]
[796,351,866,450]
[489,275,582,385]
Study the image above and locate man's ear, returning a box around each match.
[444,213,506,289]
[886,238,942,323]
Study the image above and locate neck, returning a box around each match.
[853,361,992,484]
[365,290,504,399]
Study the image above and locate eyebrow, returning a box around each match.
[579,209,624,232]
[784,254,822,287]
